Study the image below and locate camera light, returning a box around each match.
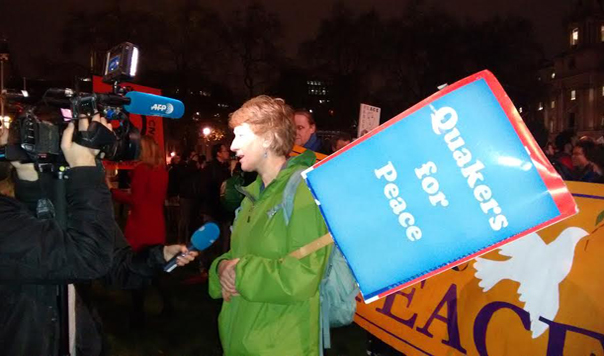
[202,127,212,136]
[130,47,139,77]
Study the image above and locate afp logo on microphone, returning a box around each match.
[150,103,175,115]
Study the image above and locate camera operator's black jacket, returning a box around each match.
[0,167,166,356]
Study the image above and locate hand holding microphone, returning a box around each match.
[163,245,199,268]
[163,222,220,273]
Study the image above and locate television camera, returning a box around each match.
[0,42,183,170]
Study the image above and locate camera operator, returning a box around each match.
[0,114,197,356]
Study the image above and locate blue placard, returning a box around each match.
[304,78,560,302]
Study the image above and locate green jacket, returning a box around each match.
[209,150,331,356]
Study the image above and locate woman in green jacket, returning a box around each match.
[209,95,331,356]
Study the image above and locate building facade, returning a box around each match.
[536,0,604,139]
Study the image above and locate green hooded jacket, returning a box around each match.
[209,150,331,356]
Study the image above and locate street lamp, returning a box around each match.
[201,126,213,158]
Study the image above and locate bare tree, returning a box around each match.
[225,3,284,98]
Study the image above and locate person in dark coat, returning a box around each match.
[572,139,602,183]
[0,116,196,356]
[167,154,184,199]
[178,152,203,244]
[201,143,231,222]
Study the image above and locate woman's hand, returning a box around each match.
[218,258,240,301]
[163,245,199,266]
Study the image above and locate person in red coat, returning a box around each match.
[112,136,168,251]
[111,136,171,326]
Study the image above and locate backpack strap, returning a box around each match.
[289,233,333,259]
[279,167,337,355]
[281,168,335,259]
[281,168,306,226]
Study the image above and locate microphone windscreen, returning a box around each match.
[124,91,185,119]
[191,222,220,251]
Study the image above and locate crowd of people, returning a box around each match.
[161,108,352,262]
[0,97,356,356]
[2,95,604,356]
[546,130,604,183]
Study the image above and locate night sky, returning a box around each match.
[0,0,571,79]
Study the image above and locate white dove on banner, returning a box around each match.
[474,227,589,338]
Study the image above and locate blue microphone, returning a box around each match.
[163,222,220,273]
[124,91,185,119]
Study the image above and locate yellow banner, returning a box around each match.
[355,181,604,356]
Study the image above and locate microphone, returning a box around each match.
[96,93,131,107]
[45,88,76,97]
[124,91,185,119]
[1,90,34,103]
[163,222,220,273]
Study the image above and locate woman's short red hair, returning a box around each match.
[229,95,295,157]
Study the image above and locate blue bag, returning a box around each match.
[279,169,360,352]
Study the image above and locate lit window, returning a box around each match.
[571,90,576,101]
[538,102,543,111]
[571,28,579,46]
[551,100,555,109]
[550,118,554,132]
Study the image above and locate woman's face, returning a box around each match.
[231,123,266,172]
